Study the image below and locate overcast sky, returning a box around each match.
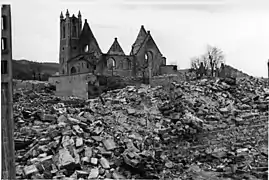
[4,0,269,77]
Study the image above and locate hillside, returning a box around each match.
[178,64,250,79]
[11,59,249,81]
[225,64,249,78]
[12,59,59,80]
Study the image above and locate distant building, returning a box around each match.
[51,10,177,98]
[58,9,170,77]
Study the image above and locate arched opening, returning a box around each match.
[107,58,116,70]
[144,51,153,68]
[70,66,76,74]
[142,51,154,84]
[84,45,89,52]
[145,53,148,63]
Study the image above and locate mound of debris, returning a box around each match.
[14,77,268,179]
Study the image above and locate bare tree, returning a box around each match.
[190,57,200,71]
[190,57,201,78]
[206,45,224,77]
[201,54,209,75]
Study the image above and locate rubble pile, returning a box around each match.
[14,77,268,179]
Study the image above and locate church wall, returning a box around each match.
[135,36,163,77]
[68,59,93,74]
[49,73,96,99]
[105,69,132,77]
[80,39,102,56]
[105,55,134,77]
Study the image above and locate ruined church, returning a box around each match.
[58,9,176,77]
[50,10,177,98]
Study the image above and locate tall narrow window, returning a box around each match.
[63,26,66,38]
[72,25,77,37]
[1,37,7,51]
[84,45,89,52]
[2,15,7,30]
[1,61,7,74]
[107,58,116,70]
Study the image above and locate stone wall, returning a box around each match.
[121,76,144,86]
[68,59,93,74]
[49,73,96,99]
[105,69,132,77]
[135,34,164,77]
[150,74,184,87]
[160,65,178,75]
[13,80,48,92]
[49,73,143,99]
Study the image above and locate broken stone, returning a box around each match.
[39,155,53,162]
[219,107,229,113]
[112,171,126,180]
[88,168,99,179]
[73,125,83,134]
[23,165,38,176]
[75,137,83,147]
[93,126,104,135]
[81,156,90,163]
[68,117,80,124]
[91,136,103,142]
[127,108,136,115]
[76,170,89,179]
[122,152,140,167]
[99,168,106,176]
[105,170,112,178]
[90,157,98,165]
[43,114,56,122]
[103,138,116,151]
[100,157,110,169]
[84,147,93,158]
[13,77,269,179]
[57,148,75,169]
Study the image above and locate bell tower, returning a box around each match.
[59,9,82,75]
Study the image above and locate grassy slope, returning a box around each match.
[12,59,59,80]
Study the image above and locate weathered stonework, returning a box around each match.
[51,10,176,98]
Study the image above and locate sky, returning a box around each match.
[3,0,269,77]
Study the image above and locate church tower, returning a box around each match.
[59,10,82,75]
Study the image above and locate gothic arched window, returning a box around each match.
[84,45,89,52]
[71,67,76,74]
[107,58,116,70]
